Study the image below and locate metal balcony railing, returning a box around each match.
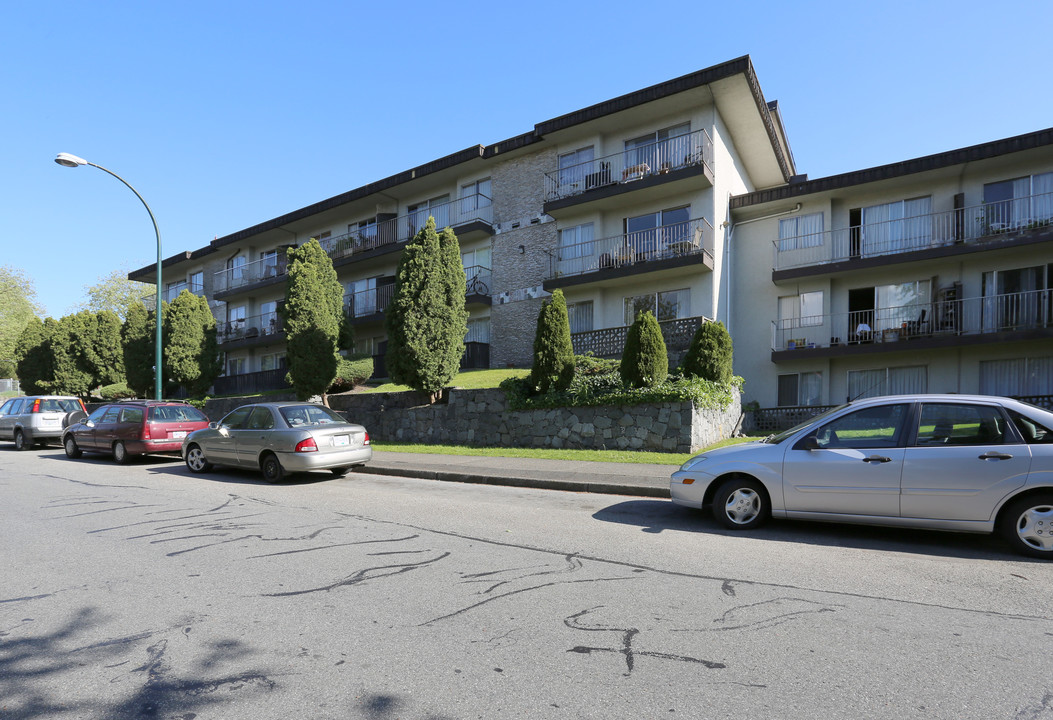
[549,218,713,279]
[321,193,493,263]
[218,312,284,344]
[544,128,713,202]
[343,284,395,319]
[773,191,1053,271]
[571,315,710,358]
[465,265,491,295]
[144,281,204,307]
[771,289,1052,351]
[214,255,288,293]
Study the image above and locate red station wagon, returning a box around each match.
[63,401,210,463]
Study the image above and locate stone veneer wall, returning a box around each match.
[329,388,741,454]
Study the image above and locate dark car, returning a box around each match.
[63,400,210,464]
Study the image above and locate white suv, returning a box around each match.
[0,396,87,450]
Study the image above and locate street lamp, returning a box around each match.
[55,153,163,401]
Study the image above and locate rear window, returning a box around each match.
[40,398,82,413]
[120,407,145,424]
[149,405,207,422]
[279,405,347,427]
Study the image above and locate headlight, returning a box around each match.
[679,456,707,472]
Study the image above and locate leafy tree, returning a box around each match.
[681,320,734,384]
[0,265,44,378]
[14,316,53,395]
[620,311,668,388]
[47,313,95,398]
[163,290,221,397]
[122,301,157,398]
[384,218,468,403]
[281,239,343,404]
[529,289,575,394]
[86,310,126,387]
[77,268,152,321]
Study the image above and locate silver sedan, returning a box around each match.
[671,394,1053,558]
[182,402,371,482]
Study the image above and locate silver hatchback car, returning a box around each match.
[0,395,87,450]
[182,402,371,482]
[671,394,1053,558]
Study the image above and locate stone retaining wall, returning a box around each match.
[329,388,741,454]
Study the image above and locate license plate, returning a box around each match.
[43,418,60,426]
[171,431,187,439]
[333,434,349,446]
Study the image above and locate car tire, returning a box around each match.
[329,467,350,478]
[64,435,82,459]
[112,441,131,464]
[184,444,212,474]
[712,476,769,530]
[261,453,284,483]
[999,493,1053,559]
[14,429,28,451]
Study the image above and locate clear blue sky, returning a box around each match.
[3,0,1051,318]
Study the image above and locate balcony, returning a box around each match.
[321,193,494,266]
[465,265,492,305]
[214,254,288,296]
[571,315,710,358]
[542,129,714,215]
[773,192,1053,281]
[144,281,204,307]
[545,218,713,290]
[218,312,284,346]
[344,284,395,325]
[213,368,289,396]
[771,289,1052,361]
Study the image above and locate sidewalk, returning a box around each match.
[355,451,676,498]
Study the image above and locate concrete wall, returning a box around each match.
[329,388,741,454]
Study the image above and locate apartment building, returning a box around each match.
[730,130,1053,409]
[129,54,1052,408]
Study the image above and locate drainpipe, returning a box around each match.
[723,200,801,333]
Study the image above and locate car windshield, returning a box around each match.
[149,405,207,422]
[279,405,347,428]
[763,404,850,444]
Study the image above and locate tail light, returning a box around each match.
[363,432,370,445]
[295,437,318,453]
[141,421,152,440]
[31,399,41,413]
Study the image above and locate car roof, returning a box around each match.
[847,394,1051,416]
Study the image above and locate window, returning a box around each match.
[260,352,286,372]
[779,291,823,329]
[314,230,332,253]
[624,123,690,173]
[353,219,378,248]
[558,146,595,189]
[462,247,490,282]
[260,301,278,334]
[847,366,927,400]
[260,249,279,277]
[408,194,451,233]
[625,207,690,260]
[567,301,594,334]
[813,404,909,449]
[166,280,187,301]
[226,256,246,283]
[460,178,492,213]
[981,265,1050,331]
[101,407,121,424]
[247,406,275,430]
[120,407,144,424]
[189,271,204,294]
[778,213,824,251]
[354,337,378,356]
[558,223,594,261]
[465,318,490,344]
[624,289,689,325]
[347,277,379,317]
[983,172,1053,230]
[915,403,1009,446]
[227,305,246,332]
[861,196,932,255]
[220,406,253,429]
[777,372,822,407]
[1008,410,1052,444]
[980,357,1053,396]
[227,356,247,376]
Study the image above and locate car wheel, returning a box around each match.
[712,476,769,530]
[14,429,28,451]
[261,453,284,483]
[64,435,82,459]
[184,444,212,473]
[112,441,130,464]
[1000,494,1053,559]
[330,467,349,478]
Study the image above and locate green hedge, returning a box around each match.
[329,354,374,393]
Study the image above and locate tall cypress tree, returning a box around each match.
[385,217,468,403]
[122,302,155,398]
[620,311,668,388]
[86,309,126,388]
[15,316,53,395]
[681,320,734,383]
[529,289,575,394]
[282,239,343,404]
[164,291,221,397]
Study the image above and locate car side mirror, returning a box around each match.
[801,434,819,451]
[209,422,219,429]
[85,420,95,428]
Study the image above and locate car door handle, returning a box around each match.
[862,455,892,463]
[978,451,1013,460]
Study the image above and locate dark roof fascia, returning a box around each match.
[128,247,217,282]
[731,127,1053,209]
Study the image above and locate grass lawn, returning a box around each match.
[358,367,529,394]
[372,435,763,465]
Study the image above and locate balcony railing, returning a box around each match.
[572,315,710,358]
[214,255,288,294]
[465,265,491,295]
[774,192,1053,272]
[544,128,713,203]
[321,193,493,263]
[344,284,395,319]
[550,218,713,280]
[144,282,204,307]
[218,312,284,344]
[213,367,289,396]
[772,289,1052,351]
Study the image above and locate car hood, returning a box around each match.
[678,440,781,471]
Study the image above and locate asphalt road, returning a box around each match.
[3,446,1052,720]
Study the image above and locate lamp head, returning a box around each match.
[55,153,87,168]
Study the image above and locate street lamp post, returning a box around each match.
[55,153,163,401]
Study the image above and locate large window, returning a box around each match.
[459,178,492,215]
[624,123,690,172]
[260,249,280,277]
[625,207,690,260]
[981,265,1051,331]
[778,213,824,251]
[558,146,594,189]
[226,256,246,284]
[567,301,594,334]
[778,372,822,407]
[347,277,378,317]
[408,194,450,234]
[861,196,932,255]
[465,318,490,344]
[226,305,246,333]
[227,356,247,376]
[624,289,689,325]
[779,292,823,328]
[260,301,278,334]
[260,352,286,372]
[980,357,1053,397]
[558,223,594,261]
[983,172,1053,230]
[847,366,927,401]
[189,271,204,294]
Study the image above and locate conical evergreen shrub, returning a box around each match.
[620,311,668,388]
[529,289,575,394]
[681,320,733,383]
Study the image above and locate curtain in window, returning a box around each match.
[1011,177,1031,227]
[902,197,932,250]
[848,369,886,400]
[863,198,931,255]
[567,302,594,334]
[1033,172,1053,223]
[888,366,927,395]
[980,359,1026,396]
[1027,357,1053,394]
[778,213,824,251]
[465,318,490,344]
[800,372,822,405]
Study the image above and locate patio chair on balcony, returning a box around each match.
[903,309,928,338]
